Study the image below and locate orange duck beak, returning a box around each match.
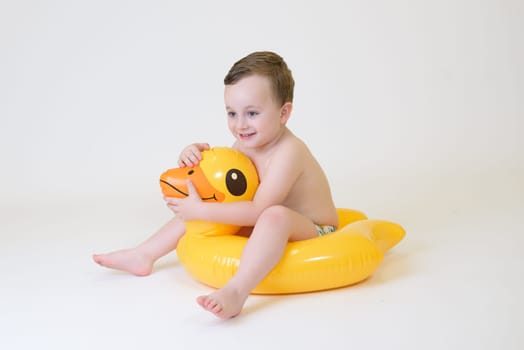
[159,166,226,202]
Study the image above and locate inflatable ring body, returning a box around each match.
[160,147,405,294]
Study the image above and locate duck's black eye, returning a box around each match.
[226,169,247,196]
[188,169,194,175]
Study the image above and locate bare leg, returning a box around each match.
[196,206,317,318]
[93,217,185,276]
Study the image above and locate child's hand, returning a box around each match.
[164,180,203,221]
[178,143,211,167]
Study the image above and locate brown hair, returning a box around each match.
[224,51,294,106]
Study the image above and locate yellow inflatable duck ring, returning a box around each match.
[160,147,405,294]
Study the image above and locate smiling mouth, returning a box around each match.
[159,180,218,201]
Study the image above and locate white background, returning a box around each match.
[1,1,523,349]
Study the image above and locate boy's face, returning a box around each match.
[224,75,289,150]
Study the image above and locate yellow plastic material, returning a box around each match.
[160,147,405,294]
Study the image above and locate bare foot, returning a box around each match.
[196,287,248,319]
[92,249,153,276]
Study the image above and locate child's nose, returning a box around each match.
[238,116,248,128]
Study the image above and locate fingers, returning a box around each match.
[165,198,181,217]
[178,150,200,167]
[178,149,201,167]
[164,196,177,208]
[178,143,210,167]
[163,196,177,205]
[196,143,210,151]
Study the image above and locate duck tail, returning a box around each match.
[346,219,406,253]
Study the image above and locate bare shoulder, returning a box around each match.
[271,130,311,162]
[258,132,312,182]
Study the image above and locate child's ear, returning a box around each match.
[280,102,293,123]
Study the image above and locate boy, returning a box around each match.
[93,51,338,319]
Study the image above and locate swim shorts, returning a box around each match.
[315,224,337,236]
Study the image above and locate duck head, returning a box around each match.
[159,147,259,203]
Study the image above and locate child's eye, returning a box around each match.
[247,111,259,117]
[227,111,236,118]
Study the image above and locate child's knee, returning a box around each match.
[258,205,292,225]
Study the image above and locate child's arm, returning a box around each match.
[167,143,303,226]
